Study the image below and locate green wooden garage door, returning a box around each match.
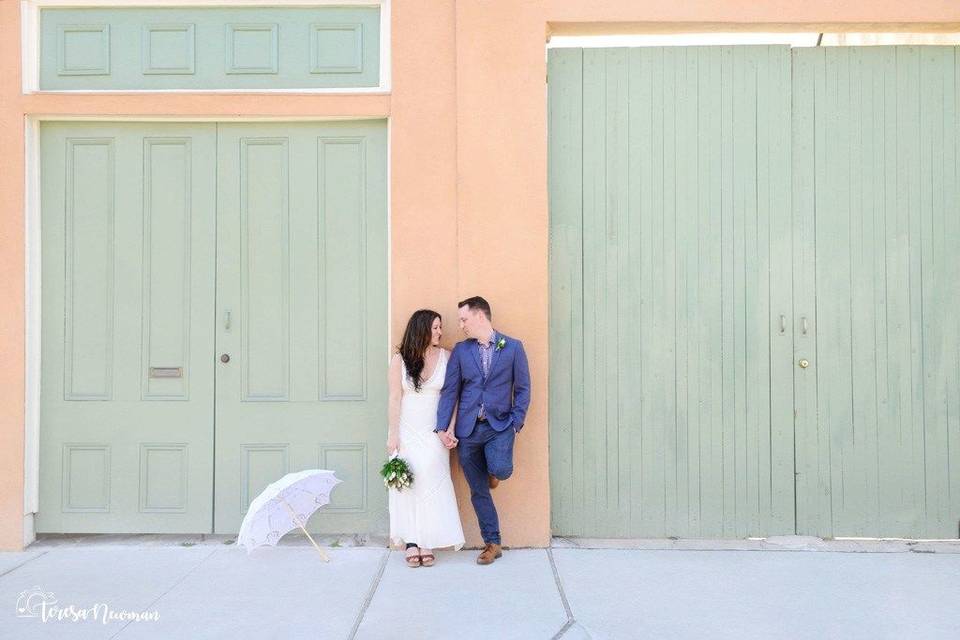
[549,45,960,539]
[793,47,960,538]
[39,120,387,535]
[549,46,796,539]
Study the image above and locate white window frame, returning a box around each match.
[21,0,392,94]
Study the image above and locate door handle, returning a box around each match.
[224,310,231,331]
[779,314,786,335]
[801,316,808,336]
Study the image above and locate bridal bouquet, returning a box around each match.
[381,454,414,491]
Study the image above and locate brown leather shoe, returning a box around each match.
[476,543,502,565]
[488,474,500,489]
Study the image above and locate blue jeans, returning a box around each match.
[457,418,515,545]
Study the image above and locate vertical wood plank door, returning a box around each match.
[213,121,388,534]
[549,47,796,538]
[793,47,960,538]
[551,44,960,540]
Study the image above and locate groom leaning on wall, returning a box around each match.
[435,296,531,565]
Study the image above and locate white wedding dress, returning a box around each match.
[389,349,465,550]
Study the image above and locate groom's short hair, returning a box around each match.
[458,296,492,320]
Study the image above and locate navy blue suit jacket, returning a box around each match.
[435,332,531,439]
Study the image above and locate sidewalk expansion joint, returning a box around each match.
[0,549,51,579]
[347,548,390,640]
[548,548,587,639]
[108,546,220,640]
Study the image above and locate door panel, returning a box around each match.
[39,121,217,532]
[793,47,960,538]
[548,47,795,537]
[213,121,388,534]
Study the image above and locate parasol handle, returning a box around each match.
[278,496,330,562]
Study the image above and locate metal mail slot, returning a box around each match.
[149,367,183,378]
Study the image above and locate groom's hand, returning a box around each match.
[437,430,457,449]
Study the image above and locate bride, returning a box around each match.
[387,309,465,567]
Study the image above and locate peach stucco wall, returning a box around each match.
[3,1,960,551]
[1,0,26,553]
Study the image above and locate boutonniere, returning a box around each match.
[496,337,506,352]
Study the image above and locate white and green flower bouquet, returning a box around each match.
[380,453,414,491]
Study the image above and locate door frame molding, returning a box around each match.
[23,114,393,546]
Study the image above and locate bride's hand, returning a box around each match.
[444,429,458,449]
[437,430,455,449]
[386,434,399,456]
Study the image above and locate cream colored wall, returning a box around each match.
[3,0,960,550]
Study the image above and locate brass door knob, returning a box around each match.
[799,359,809,368]
[220,353,231,363]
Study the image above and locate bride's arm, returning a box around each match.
[445,400,459,432]
[436,348,460,447]
[436,347,461,433]
[387,354,402,454]
[443,350,460,444]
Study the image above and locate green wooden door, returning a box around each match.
[213,121,388,534]
[793,47,960,538]
[39,121,217,532]
[550,45,960,540]
[548,47,796,537]
[39,120,388,535]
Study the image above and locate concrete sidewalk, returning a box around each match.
[1,535,958,639]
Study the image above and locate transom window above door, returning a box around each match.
[36,6,382,91]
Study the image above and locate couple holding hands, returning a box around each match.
[387,296,531,567]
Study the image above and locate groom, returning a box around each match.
[435,296,531,565]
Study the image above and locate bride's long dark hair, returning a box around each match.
[398,309,440,392]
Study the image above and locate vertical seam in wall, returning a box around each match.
[454,0,460,296]
[815,47,824,535]
[578,47,585,537]
[790,48,799,536]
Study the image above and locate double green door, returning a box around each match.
[39,120,387,534]
[549,45,960,539]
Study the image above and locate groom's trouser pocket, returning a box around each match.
[484,427,515,480]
